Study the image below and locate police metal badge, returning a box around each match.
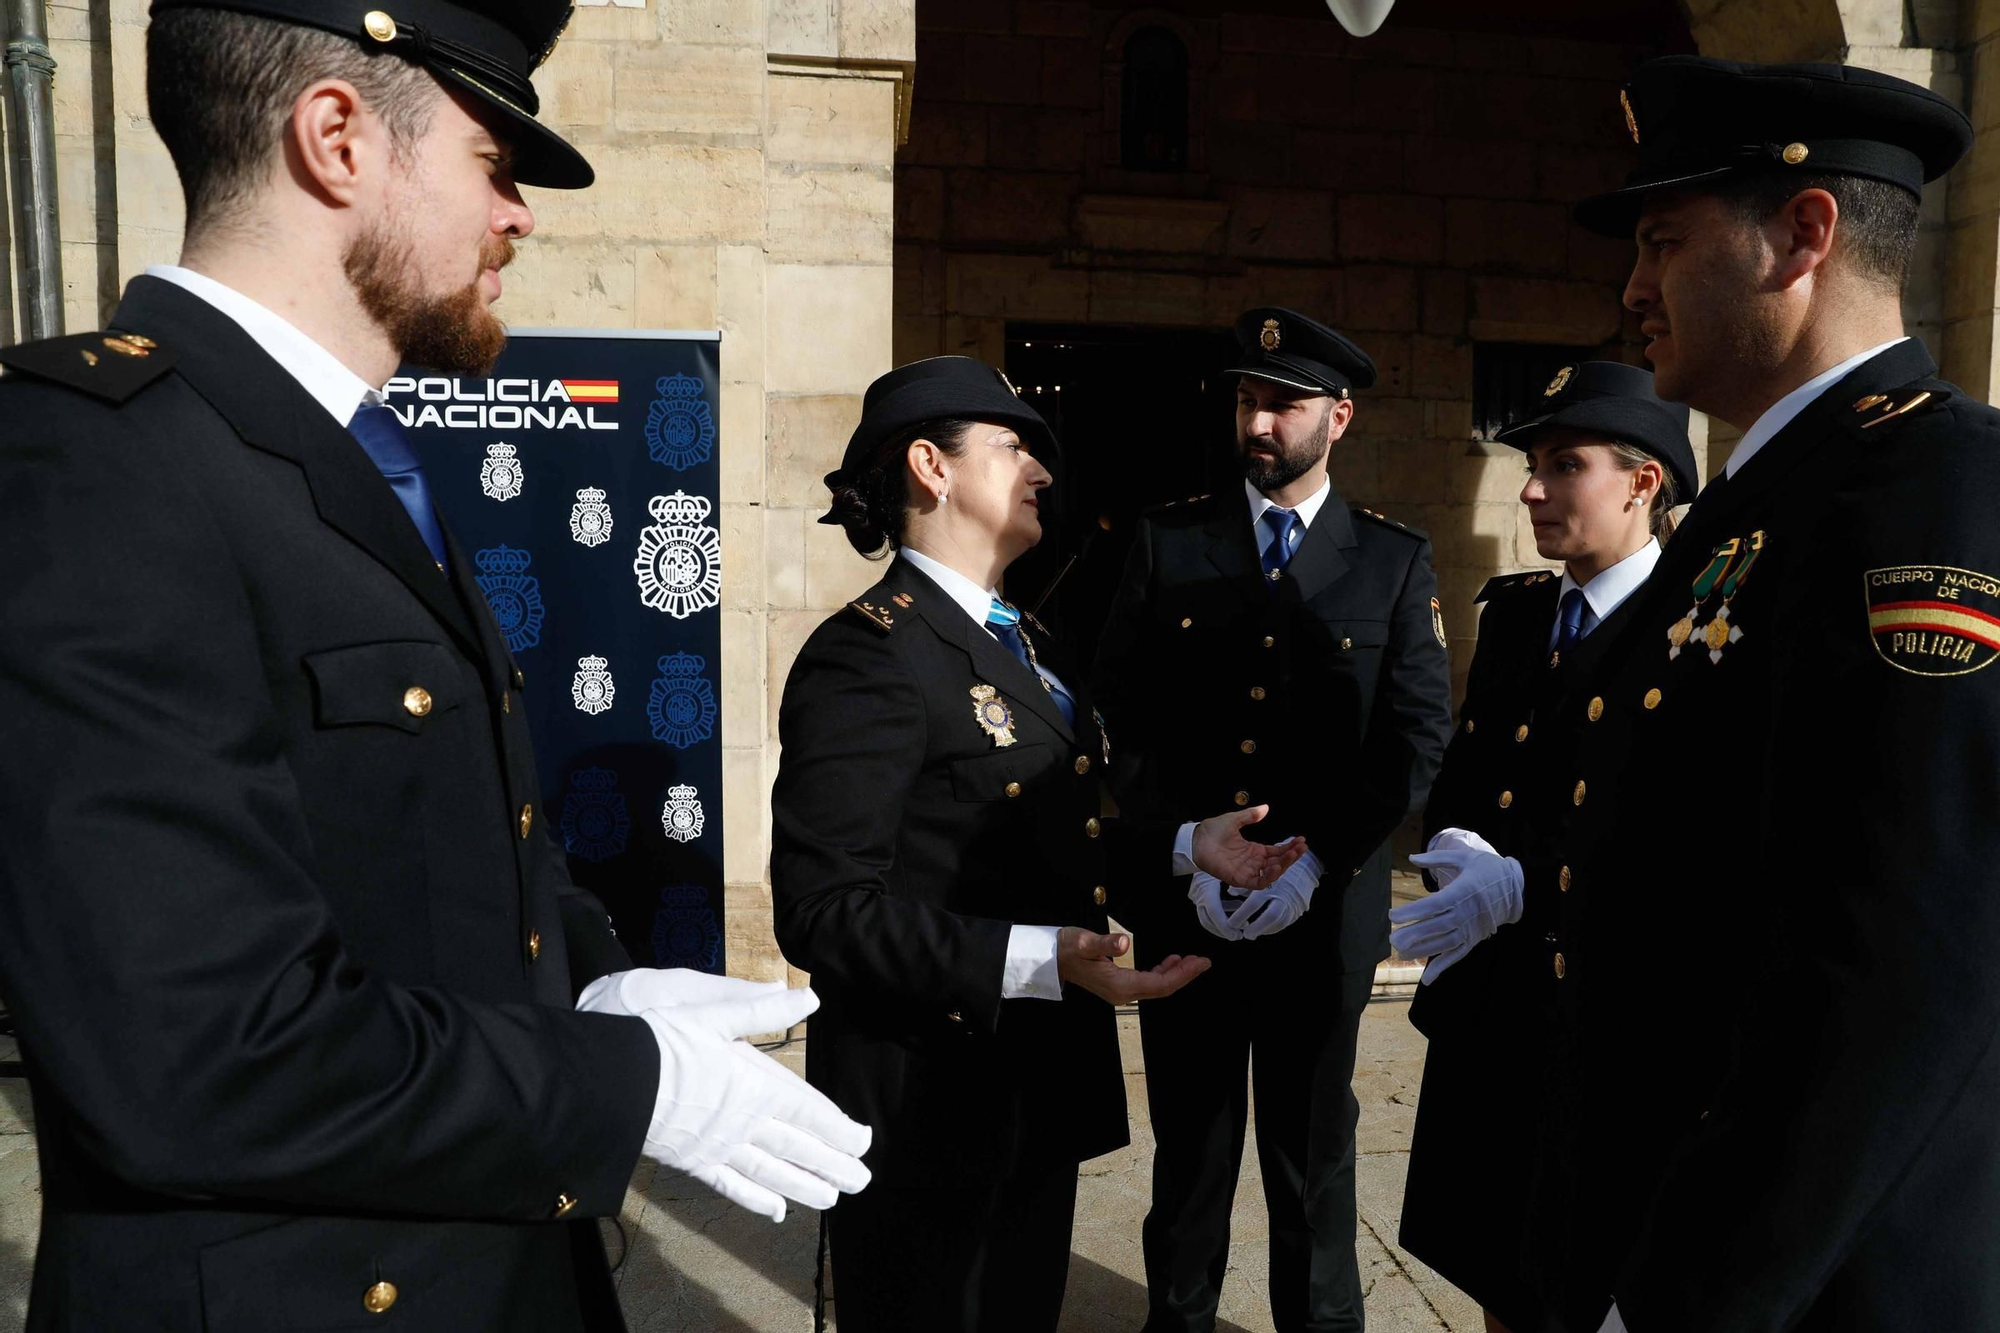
[572,655,615,715]
[634,491,723,620]
[570,486,614,547]
[1865,565,2000,676]
[970,684,1017,747]
[1619,88,1640,144]
[661,784,705,843]
[1544,365,1574,398]
[480,442,524,501]
[1260,318,1282,351]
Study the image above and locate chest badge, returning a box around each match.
[970,684,1018,747]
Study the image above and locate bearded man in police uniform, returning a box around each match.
[1396,57,2000,1333]
[0,5,871,1330]
[1093,309,1454,1333]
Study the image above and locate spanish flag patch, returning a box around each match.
[1865,565,2000,676]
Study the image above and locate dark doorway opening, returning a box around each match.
[1003,321,1242,667]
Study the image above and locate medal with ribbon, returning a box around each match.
[1667,532,1764,664]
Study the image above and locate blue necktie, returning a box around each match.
[1261,507,1301,579]
[987,599,1076,727]
[1555,588,1592,655]
[348,404,450,571]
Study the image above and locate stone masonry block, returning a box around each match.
[1340,195,1444,265]
[945,169,1074,248]
[635,245,720,330]
[1376,438,1454,506]
[1225,187,1336,263]
[665,0,764,45]
[530,146,764,244]
[840,0,917,63]
[766,263,895,394]
[717,245,766,386]
[498,242,637,327]
[947,253,1089,320]
[806,517,881,607]
[1346,267,1420,333]
[897,167,947,242]
[1290,131,1401,193]
[1421,271,1467,336]
[1445,200,1570,274]
[613,43,766,136]
[721,745,768,888]
[769,73,898,166]
[987,107,1095,174]
[768,0,837,58]
[766,506,808,613]
[1088,269,1207,325]
[1412,336,1473,400]
[1405,137,1539,200]
[719,383,766,506]
[1016,1,1089,37]
[901,103,989,168]
[964,37,1047,106]
[1037,35,1101,109]
[768,394,865,509]
[1468,277,1623,345]
[767,167,896,266]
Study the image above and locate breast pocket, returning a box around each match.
[304,641,466,733]
[948,743,1056,802]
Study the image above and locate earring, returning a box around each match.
[938,493,948,505]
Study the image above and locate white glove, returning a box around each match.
[1190,870,1245,941]
[1417,827,1498,890]
[582,974,873,1223]
[1237,847,1320,940]
[1598,1302,1629,1333]
[1389,836,1523,984]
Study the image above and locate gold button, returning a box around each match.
[1644,688,1662,710]
[520,803,534,838]
[1587,696,1604,722]
[1554,952,1567,979]
[1559,865,1571,892]
[1250,686,1266,701]
[1498,790,1513,809]
[946,1010,963,1023]
[1092,886,1107,905]
[1514,724,1529,742]
[363,1281,398,1314]
[1074,755,1091,775]
[1464,719,1476,734]
[529,930,542,961]
[1240,739,1256,754]
[1782,141,1809,164]
[1341,637,1353,650]
[553,1193,578,1218]
[1234,790,1250,806]
[513,667,526,689]
[1262,635,1275,648]
[1573,780,1586,806]
[1005,781,1022,798]
[1181,617,1193,628]
[122,333,157,350]
[363,10,397,43]
[1085,817,1101,838]
[403,686,432,717]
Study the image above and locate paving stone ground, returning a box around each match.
[0,1000,1478,1332]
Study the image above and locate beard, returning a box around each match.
[1238,398,1333,492]
[344,226,514,377]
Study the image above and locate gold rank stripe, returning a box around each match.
[1868,600,2000,650]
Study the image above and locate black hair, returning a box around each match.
[148,10,440,234]
[826,418,979,558]
[1713,170,1921,291]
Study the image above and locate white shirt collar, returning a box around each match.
[898,547,999,631]
[1725,338,1907,479]
[1559,537,1662,625]
[146,265,381,427]
[1244,475,1333,543]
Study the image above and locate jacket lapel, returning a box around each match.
[112,277,487,662]
[1287,495,1355,604]
[1204,494,1273,605]
[897,562,1077,742]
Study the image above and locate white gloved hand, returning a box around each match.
[1190,870,1245,941]
[1597,1302,1629,1333]
[578,966,790,1018]
[1417,827,1499,890]
[1237,847,1319,940]
[1389,841,1523,984]
[619,984,873,1223]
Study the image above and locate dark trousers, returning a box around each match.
[827,1155,1079,1333]
[1139,961,1376,1333]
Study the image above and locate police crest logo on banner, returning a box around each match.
[570,487,614,546]
[572,655,615,714]
[475,545,545,652]
[635,491,723,619]
[661,784,705,843]
[481,442,524,501]
[647,373,716,470]
[648,651,719,750]
[561,766,632,863]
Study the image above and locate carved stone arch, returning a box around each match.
[1100,10,1211,177]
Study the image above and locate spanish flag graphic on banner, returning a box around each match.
[562,379,620,404]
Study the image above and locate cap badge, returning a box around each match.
[997,370,1021,396]
[363,10,397,43]
[1259,318,1282,352]
[1782,142,1810,165]
[1619,88,1639,145]
[970,684,1017,748]
[1544,365,1574,397]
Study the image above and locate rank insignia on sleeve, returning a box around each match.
[1431,596,1447,650]
[970,684,1017,747]
[1865,565,2000,676]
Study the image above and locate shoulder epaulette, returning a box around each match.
[1476,569,1559,603]
[1850,380,1949,434]
[1353,506,1428,540]
[0,329,176,404]
[846,598,898,634]
[1144,492,1213,517]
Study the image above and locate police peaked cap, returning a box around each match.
[1229,307,1377,399]
[1496,361,1698,500]
[820,356,1059,515]
[149,1,593,189]
[1576,56,1971,237]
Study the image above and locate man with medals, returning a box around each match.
[1092,308,1454,1333]
[1389,56,2000,1333]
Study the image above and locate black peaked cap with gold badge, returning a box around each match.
[1496,361,1698,500]
[820,355,1058,512]
[1230,307,1377,401]
[1576,55,1972,237]
[148,1,592,189]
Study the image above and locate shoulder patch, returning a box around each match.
[0,330,176,404]
[846,599,897,634]
[1852,380,1949,434]
[1353,506,1428,540]
[1476,570,1559,603]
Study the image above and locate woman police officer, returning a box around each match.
[770,356,1304,1332]
[1388,362,1696,1333]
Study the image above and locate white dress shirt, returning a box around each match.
[1548,538,1662,651]
[146,265,382,426]
[1245,475,1333,566]
[1725,338,1906,479]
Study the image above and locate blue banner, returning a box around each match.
[389,331,726,973]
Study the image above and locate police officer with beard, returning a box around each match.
[1093,308,1454,1333]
